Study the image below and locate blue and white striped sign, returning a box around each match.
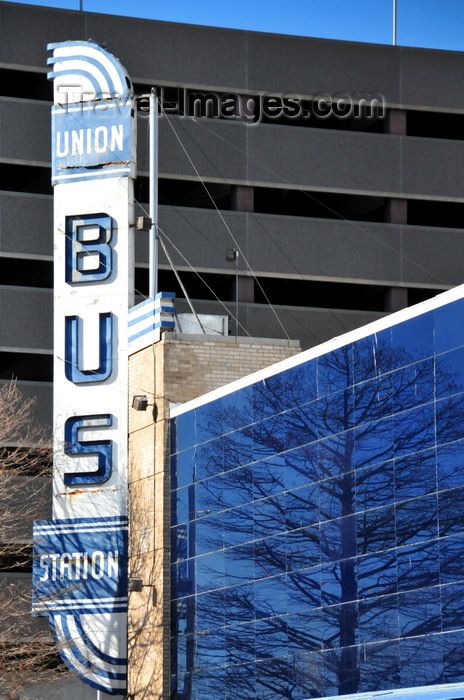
[32,517,128,693]
[33,40,136,696]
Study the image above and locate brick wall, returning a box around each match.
[127,333,300,699]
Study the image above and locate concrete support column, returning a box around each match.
[231,185,254,212]
[385,198,407,224]
[385,108,407,135]
[235,276,254,303]
[385,286,408,312]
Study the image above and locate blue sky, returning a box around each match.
[4,0,464,50]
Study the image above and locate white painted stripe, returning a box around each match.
[53,615,125,691]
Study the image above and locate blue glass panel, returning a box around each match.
[398,586,441,637]
[254,534,287,579]
[193,478,222,517]
[221,466,253,510]
[195,551,224,593]
[396,540,440,591]
[436,347,464,397]
[171,560,193,599]
[196,386,253,443]
[174,410,196,453]
[172,523,190,563]
[443,629,464,683]
[441,582,464,631]
[439,533,464,583]
[394,402,435,458]
[255,657,291,699]
[286,567,321,613]
[223,501,253,548]
[358,640,400,692]
[396,494,438,547]
[357,551,397,598]
[320,473,355,522]
[225,621,255,665]
[437,439,464,491]
[357,505,396,555]
[253,456,286,499]
[222,428,254,474]
[252,415,287,462]
[195,512,224,556]
[286,610,322,652]
[285,447,319,491]
[435,297,464,354]
[436,393,464,447]
[194,438,223,481]
[253,360,317,420]
[225,662,256,699]
[399,633,443,687]
[173,485,192,526]
[358,592,399,643]
[392,358,435,411]
[254,575,288,618]
[317,394,356,452]
[322,643,360,696]
[353,329,393,384]
[254,493,287,538]
[173,447,195,489]
[321,601,359,653]
[286,485,319,531]
[255,617,288,658]
[290,650,325,698]
[195,628,225,669]
[354,372,393,425]
[438,486,464,537]
[174,631,192,678]
[320,559,357,607]
[195,588,225,630]
[318,344,354,397]
[224,543,254,585]
[320,515,356,563]
[354,416,394,471]
[172,596,192,633]
[356,460,394,511]
[195,668,225,699]
[223,582,254,624]
[286,526,320,572]
[318,433,355,486]
[394,448,437,501]
[391,310,434,365]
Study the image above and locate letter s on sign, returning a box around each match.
[64,415,113,485]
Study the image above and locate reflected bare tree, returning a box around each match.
[172,337,464,698]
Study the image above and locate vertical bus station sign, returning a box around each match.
[32,41,136,695]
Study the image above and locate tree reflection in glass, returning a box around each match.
[171,308,464,699]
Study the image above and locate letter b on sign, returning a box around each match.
[65,213,113,283]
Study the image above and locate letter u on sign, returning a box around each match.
[65,313,113,383]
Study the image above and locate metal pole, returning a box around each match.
[393,0,397,45]
[149,90,158,299]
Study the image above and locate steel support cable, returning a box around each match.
[157,226,252,337]
[161,108,291,341]
[184,114,450,288]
